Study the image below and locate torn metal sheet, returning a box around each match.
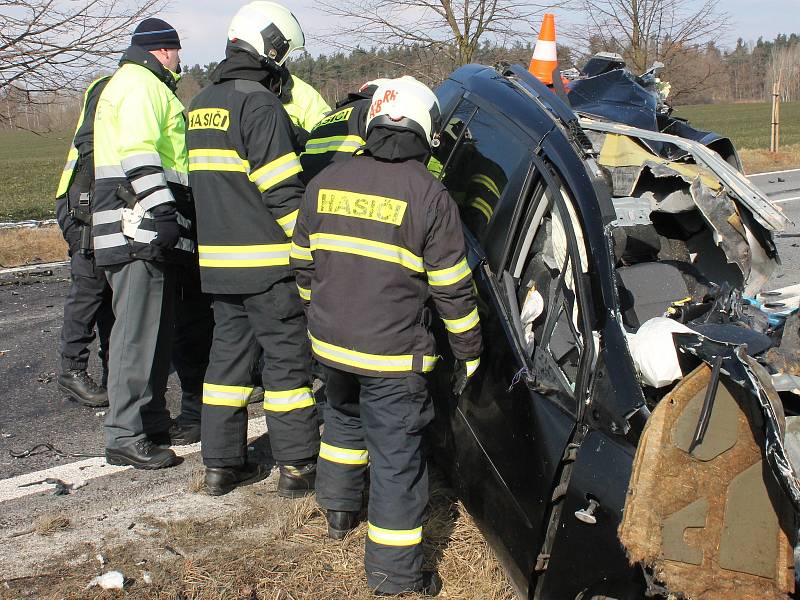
[687,179,752,287]
[582,117,792,232]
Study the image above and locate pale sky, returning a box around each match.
[156,0,800,68]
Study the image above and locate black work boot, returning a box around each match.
[105,439,178,469]
[58,369,108,407]
[169,421,201,446]
[374,572,442,597]
[204,463,270,496]
[326,509,360,540]
[277,462,316,498]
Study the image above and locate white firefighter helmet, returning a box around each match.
[227,1,305,66]
[366,76,441,147]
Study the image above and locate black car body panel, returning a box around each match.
[430,63,799,599]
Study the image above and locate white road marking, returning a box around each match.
[749,168,800,178]
[0,261,69,275]
[0,417,268,503]
[773,196,800,205]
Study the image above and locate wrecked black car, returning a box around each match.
[426,62,800,599]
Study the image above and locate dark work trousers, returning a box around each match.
[172,263,213,427]
[316,366,433,594]
[60,252,114,377]
[103,260,175,449]
[201,278,320,468]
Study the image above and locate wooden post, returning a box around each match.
[771,70,783,153]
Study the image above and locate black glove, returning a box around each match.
[150,203,180,250]
[451,357,481,397]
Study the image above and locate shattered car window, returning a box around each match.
[516,183,587,407]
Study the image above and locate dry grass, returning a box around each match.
[34,514,70,536]
[0,225,67,268]
[15,473,515,600]
[740,144,800,175]
[186,469,205,494]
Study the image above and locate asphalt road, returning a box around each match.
[0,170,799,582]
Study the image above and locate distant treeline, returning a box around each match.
[3,33,799,132]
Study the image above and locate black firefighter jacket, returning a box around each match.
[186,49,304,295]
[291,135,483,378]
[299,92,371,184]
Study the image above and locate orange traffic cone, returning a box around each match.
[529,13,558,85]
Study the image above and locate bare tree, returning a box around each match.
[569,0,729,99]
[0,0,167,125]
[316,0,565,83]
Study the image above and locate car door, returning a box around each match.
[429,94,597,593]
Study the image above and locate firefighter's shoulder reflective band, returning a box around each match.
[263,387,315,412]
[470,173,501,198]
[310,333,438,373]
[318,189,407,226]
[442,308,480,334]
[319,442,369,465]
[367,522,423,547]
[276,209,298,238]
[303,135,365,155]
[290,242,313,261]
[469,197,493,222]
[198,244,291,268]
[202,382,253,408]
[427,258,470,287]
[188,148,250,173]
[309,233,424,272]
[297,284,311,301]
[248,153,302,192]
[466,357,481,377]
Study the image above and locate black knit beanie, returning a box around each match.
[131,18,181,50]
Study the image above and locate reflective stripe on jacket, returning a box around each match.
[187,75,305,295]
[300,98,370,184]
[291,155,483,377]
[91,46,193,266]
[56,76,111,199]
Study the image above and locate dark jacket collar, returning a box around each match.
[361,127,430,163]
[119,45,178,93]
[210,46,285,95]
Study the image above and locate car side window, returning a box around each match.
[440,106,529,242]
[429,98,476,181]
[514,179,589,413]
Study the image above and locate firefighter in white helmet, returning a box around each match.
[291,76,483,595]
[186,1,320,496]
[229,0,330,143]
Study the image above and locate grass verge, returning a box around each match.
[7,473,515,600]
[0,226,67,268]
[739,144,800,175]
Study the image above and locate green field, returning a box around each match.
[0,130,71,221]
[675,101,800,150]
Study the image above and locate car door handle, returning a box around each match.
[575,499,600,524]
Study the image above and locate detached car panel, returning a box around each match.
[428,63,800,599]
